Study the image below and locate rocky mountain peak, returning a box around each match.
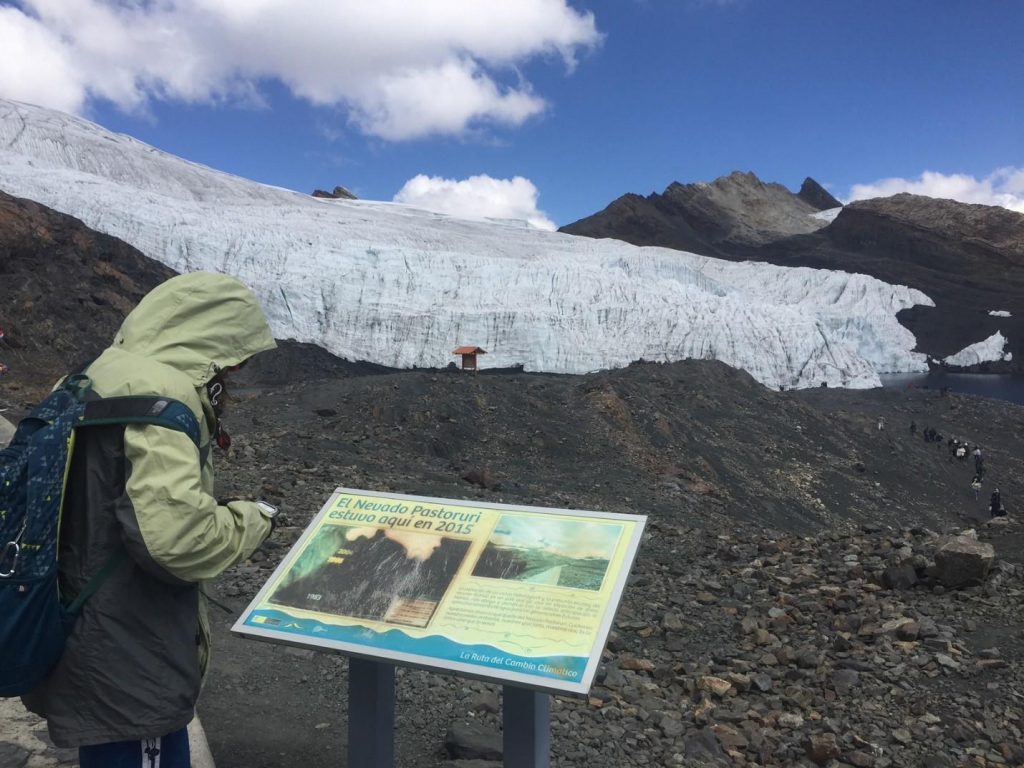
[669,170,780,198]
[798,177,843,211]
[563,170,830,256]
[312,185,357,200]
[715,169,769,189]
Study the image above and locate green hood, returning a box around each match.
[113,271,276,385]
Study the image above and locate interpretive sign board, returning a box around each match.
[233,488,646,696]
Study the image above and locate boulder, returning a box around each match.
[682,728,729,764]
[883,562,918,590]
[805,733,841,765]
[932,532,996,588]
[444,722,502,761]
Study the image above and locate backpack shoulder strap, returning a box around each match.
[80,396,202,447]
[60,396,202,611]
[65,549,128,615]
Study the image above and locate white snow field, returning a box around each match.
[943,332,1013,367]
[0,98,933,389]
[811,207,843,223]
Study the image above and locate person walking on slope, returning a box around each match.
[22,272,279,768]
[990,488,1006,518]
[971,475,983,501]
[974,446,984,473]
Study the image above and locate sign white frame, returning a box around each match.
[233,488,646,696]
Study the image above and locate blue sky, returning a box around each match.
[1,1,1022,228]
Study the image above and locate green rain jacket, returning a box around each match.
[22,272,276,747]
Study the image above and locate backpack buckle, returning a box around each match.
[0,540,19,578]
[64,374,94,403]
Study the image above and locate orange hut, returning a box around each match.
[452,345,487,372]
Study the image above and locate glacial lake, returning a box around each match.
[879,373,1024,407]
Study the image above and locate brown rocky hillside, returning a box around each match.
[0,190,175,390]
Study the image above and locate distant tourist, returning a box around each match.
[990,489,1006,518]
[877,416,885,431]
[971,476,982,500]
[910,420,917,435]
[973,447,983,472]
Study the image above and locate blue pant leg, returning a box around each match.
[79,726,191,768]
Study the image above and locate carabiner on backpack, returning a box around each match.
[0,540,19,578]
[0,520,26,578]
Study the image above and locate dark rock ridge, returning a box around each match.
[798,177,843,211]
[559,171,832,258]
[0,190,176,388]
[562,175,1024,373]
[312,185,357,200]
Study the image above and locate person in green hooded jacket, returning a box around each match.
[23,271,278,767]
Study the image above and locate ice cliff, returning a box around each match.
[0,98,933,389]
[943,332,1012,366]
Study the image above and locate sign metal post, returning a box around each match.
[347,657,395,768]
[503,685,551,768]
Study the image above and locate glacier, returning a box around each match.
[0,98,933,390]
[943,332,1012,366]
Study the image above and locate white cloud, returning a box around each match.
[0,0,600,140]
[393,174,557,231]
[848,168,1024,213]
[0,7,86,113]
[346,60,546,141]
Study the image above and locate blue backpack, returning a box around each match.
[0,375,200,697]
